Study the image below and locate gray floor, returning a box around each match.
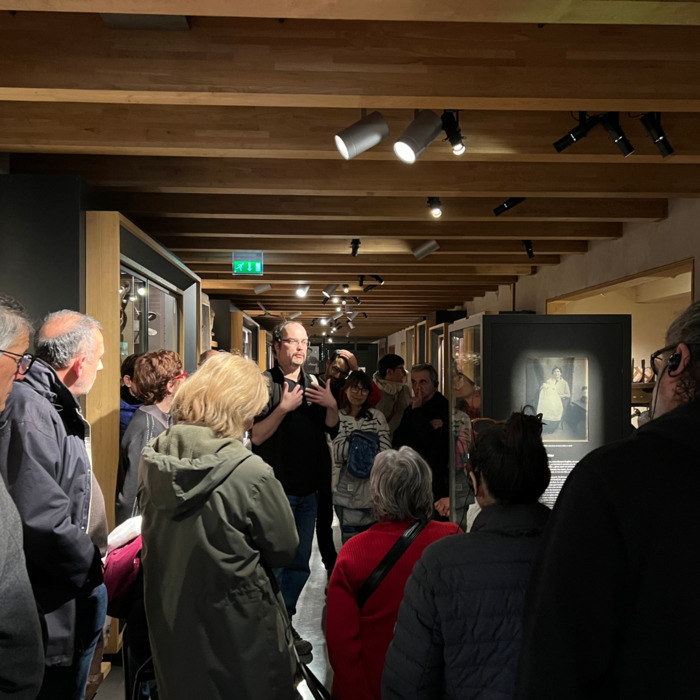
[97,526,337,699]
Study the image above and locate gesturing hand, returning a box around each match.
[279,383,304,413]
[336,349,359,372]
[434,497,450,518]
[429,418,443,430]
[306,380,337,409]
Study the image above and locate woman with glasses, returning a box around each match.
[332,371,391,543]
[383,410,551,700]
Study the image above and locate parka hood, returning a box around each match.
[140,424,253,519]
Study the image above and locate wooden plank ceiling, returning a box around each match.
[4,5,700,340]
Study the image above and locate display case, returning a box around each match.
[447,313,631,519]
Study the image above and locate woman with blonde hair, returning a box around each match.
[138,352,300,700]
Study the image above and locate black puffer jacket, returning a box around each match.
[383,502,550,700]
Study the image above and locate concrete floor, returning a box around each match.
[97,528,337,700]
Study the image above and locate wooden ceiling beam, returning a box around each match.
[102,194,667,223]
[142,219,620,240]
[3,16,700,109]
[201,275,517,287]
[1,103,697,163]
[14,155,700,197]
[161,237,586,255]
[8,1,700,25]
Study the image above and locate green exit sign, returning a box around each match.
[232,251,264,276]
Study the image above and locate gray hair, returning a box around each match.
[411,362,438,387]
[370,446,434,522]
[665,300,700,401]
[36,310,102,369]
[0,294,32,350]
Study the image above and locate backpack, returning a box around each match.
[346,430,381,479]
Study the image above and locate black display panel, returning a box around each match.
[482,314,631,506]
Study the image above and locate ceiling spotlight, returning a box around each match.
[412,240,440,260]
[350,239,361,256]
[348,311,359,321]
[351,296,361,305]
[601,112,635,157]
[295,285,310,298]
[332,311,344,321]
[331,296,340,304]
[640,112,674,158]
[254,283,272,295]
[522,240,535,259]
[342,284,350,294]
[335,110,389,160]
[321,297,329,306]
[358,275,365,287]
[394,110,443,164]
[289,311,302,320]
[362,312,368,319]
[322,284,338,298]
[331,327,336,333]
[363,284,378,293]
[336,306,342,312]
[322,331,327,336]
[346,332,351,338]
[320,318,328,326]
[371,275,385,285]
[493,197,526,216]
[341,298,347,305]
[553,111,601,153]
[310,318,317,327]
[347,321,355,330]
[328,337,333,343]
[427,196,443,219]
[441,110,465,156]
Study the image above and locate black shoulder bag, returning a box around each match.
[356,519,428,609]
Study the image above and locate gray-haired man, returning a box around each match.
[0,308,107,700]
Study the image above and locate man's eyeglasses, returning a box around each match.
[650,344,678,377]
[280,338,309,347]
[348,385,370,395]
[0,349,36,376]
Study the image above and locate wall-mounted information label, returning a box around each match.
[232,251,264,276]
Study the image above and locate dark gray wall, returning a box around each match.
[0,174,86,326]
[211,299,233,351]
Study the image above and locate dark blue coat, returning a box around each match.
[383,502,550,700]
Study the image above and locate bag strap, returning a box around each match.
[356,519,428,609]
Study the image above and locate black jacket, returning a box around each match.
[393,391,450,499]
[253,366,338,496]
[383,502,550,700]
[0,360,103,666]
[516,401,700,700]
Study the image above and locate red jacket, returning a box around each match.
[326,518,461,700]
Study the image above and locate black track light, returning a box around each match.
[493,197,526,216]
[553,111,601,153]
[522,240,535,259]
[427,196,443,219]
[321,297,329,306]
[310,318,317,327]
[358,275,365,287]
[371,275,385,285]
[362,312,368,319]
[601,112,635,157]
[363,284,378,293]
[351,296,361,305]
[342,283,350,294]
[441,110,465,156]
[640,112,674,158]
[350,239,361,256]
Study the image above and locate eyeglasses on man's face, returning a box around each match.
[650,344,678,377]
[0,349,36,376]
[280,338,309,348]
[348,385,370,395]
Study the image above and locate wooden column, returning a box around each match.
[84,211,121,530]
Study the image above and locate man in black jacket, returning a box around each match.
[0,309,107,700]
[251,320,338,656]
[393,363,450,518]
[516,301,700,699]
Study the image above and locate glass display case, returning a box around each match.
[119,266,181,357]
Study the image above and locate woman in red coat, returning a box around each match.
[326,446,461,700]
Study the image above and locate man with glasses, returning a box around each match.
[517,301,700,700]
[0,307,107,700]
[0,295,44,698]
[252,320,339,657]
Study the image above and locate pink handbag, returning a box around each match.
[103,535,142,617]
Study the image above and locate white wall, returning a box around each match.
[466,198,700,315]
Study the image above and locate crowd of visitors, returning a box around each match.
[3,298,700,700]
